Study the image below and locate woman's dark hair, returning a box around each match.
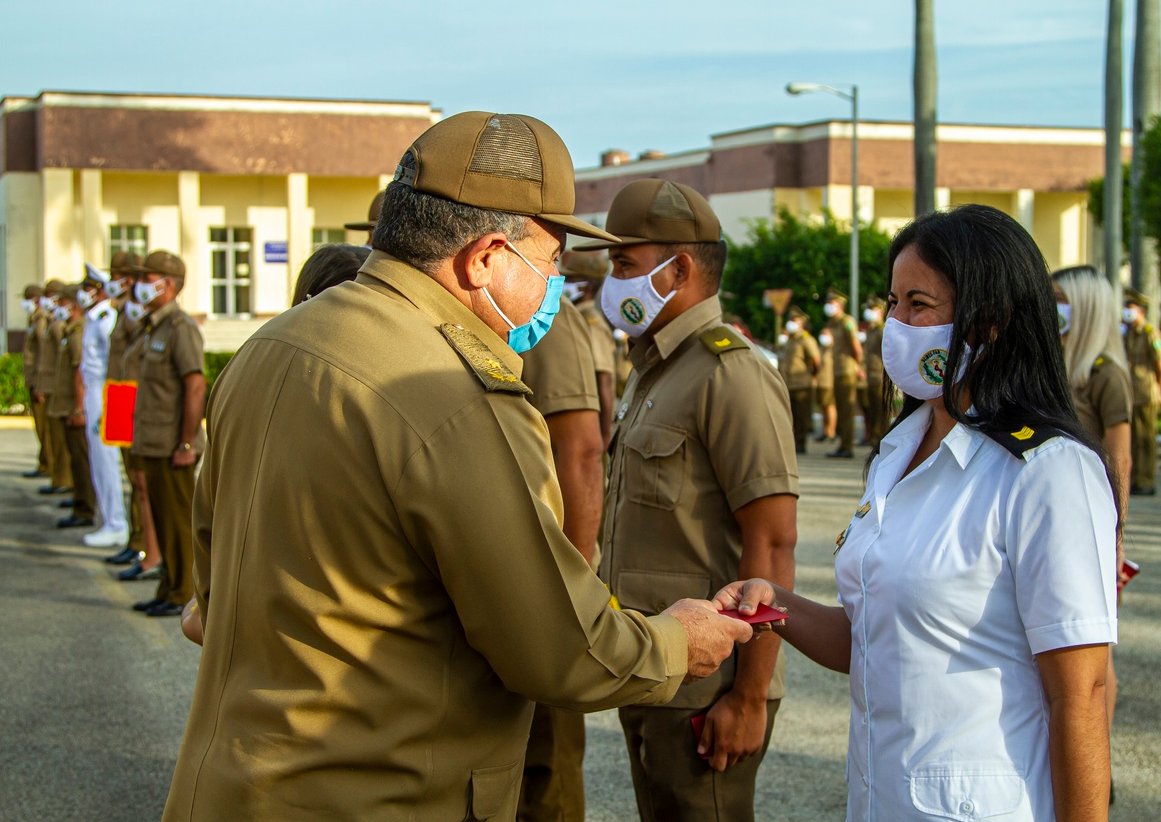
[874,205,1108,476]
[291,244,372,306]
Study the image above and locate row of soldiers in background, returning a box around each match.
[19,252,206,618]
[1123,287,1161,496]
[776,289,886,457]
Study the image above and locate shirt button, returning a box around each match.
[960,800,974,814]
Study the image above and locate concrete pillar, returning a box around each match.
[177,172,201,313]
[41,168,77,284]
[856,185,874,227]
[79,169,104,268]
[286,173,310,307]
[934,187,951,212]
[1012,189,1035,232]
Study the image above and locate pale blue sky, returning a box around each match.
[0,1,1142,167]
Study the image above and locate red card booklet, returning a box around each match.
[101,380,137,447]
[718,603,789,627]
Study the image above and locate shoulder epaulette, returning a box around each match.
[984,424,1065,460]
[1093,356,1105,369]
[439,323,531,395]
[699,326,749,356]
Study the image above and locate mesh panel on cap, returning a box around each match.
[468,116,544,183]
[650,182,695,221]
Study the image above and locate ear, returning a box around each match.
[670,252,695,290]
[460,232,510,289]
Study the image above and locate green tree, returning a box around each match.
[1089,114,1161,258]
[722,208,892,342]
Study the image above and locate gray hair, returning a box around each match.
[372,184,532,274]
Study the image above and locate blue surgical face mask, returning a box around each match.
[482,242,564,354]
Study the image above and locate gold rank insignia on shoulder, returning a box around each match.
[834,527,849,555]
[1011,426,1034,441]
[439,323,531,395]
[699,326,748,355]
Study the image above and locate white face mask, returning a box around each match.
[1057,303,1072,336]
[21,299,37,314]
[40,296,56,312]
[124,301,147,323]
[600,255,677,337]
[863,308,882,323]
[818,331,833,348]
[881,317,971,400]
[777,333,789,346]
[53,305,71,323]
[105,277,128,299]
[784,320,801,334]
[134,278,165,306]
[561,281,585,303]
[823,302,840,318]
[76,289,96,310]
[1120,322,1129,337]
[1123,307,1137,325]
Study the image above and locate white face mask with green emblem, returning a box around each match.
[600,255,677,337]
[881,317,971,400]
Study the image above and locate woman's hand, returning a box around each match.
[713,578,778,614]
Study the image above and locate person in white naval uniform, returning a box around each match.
[717,205,1117,821]
[77,263,129,548]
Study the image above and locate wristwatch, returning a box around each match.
[178,441,193,452]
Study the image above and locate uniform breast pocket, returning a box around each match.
[622,423,687,510]
[909,764,1027,820]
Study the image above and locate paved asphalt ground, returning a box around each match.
[1,418,1157,821]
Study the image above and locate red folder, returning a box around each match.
[101,380,137,447]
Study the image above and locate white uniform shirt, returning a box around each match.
[835,405,1117,821]
[80,299,118,389]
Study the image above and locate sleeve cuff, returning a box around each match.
[639,613,688,705]
[1026,618,1118,655]
[532,392,600,417]
[726,474,799,511]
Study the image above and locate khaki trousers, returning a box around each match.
[519,703,586,822]
[1131,403,1158,491]
[835,378,858,451]
[63,422,95,519]
[31,394,51,474]
[121,447,145,551]
[46,407,73,489]
[142,456,196,606]
[788,387,813,452]
[617,700,779,822]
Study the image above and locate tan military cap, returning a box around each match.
[1124,286,1149,308]
[134,250,186,281]
[787,305,809,321]
[825,287,847,304]
[559,249,609,280]
[44,279,65,294]
[574,178,721,251]
[390,111,617,243]
[60,284,81,302]
[344,190,385,232]
[24,284,44,298]
[864,295,886,310]
[110,251,143,276]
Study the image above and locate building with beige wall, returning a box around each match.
[575,120,1130,280]
[1,91,439,352]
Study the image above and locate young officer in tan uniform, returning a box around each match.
[561,249,618,446]
[577,178,799,822]
[1123,288,1161,495]
[164,112,751,822]
[36,279,73,495]
[860,296,886,447]
[518,295,604,822]
[777,305,820,454]
[128,251,206,617]
[823,288,862,458]
[20,284,50,478]
[49,286,96,527]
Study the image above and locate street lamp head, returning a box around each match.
[785,82,819,96]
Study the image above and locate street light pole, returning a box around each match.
[787,82,860,309]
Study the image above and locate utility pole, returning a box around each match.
[1132,0,1160,322]
[913,0,937,216]
[1106,0,1124,288]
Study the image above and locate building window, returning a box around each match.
[209,227,253,317]
[109,225,148,259]
[312,228,345,250]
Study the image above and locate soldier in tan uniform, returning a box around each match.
[577,179,798,822]
[1123,288,1161,495]
[128,251,206,617]
[35,279,73,495]
[48,286,96,528]
[518,293,604,821]
[777,305,820,454]
[814,326,836,442]
[561,249,617,446]
[20,284,50,478]
[823,288,862,458]
[164,112,751,822]
[860,296,887,447]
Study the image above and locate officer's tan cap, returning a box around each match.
[44,279,65,294]
[391,111,618,243]
[110,251,142,276]
[344,190,385,232]
[573,179,721,251]
[559,249,609,280]
[24,284,43,298]
[133,250,187,281]
[787,305,808,321]
[864,295,886,310]
[825,287,847,304]
[60,284,81,302]
[1124,286,1149,308]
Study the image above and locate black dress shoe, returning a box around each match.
[21,469,46,479]
[58,499,75,509]
[146,601,183,617]
[133,597,164,612]
[39,485,70,495]
[56,515,95,528]
[118,562,163,581]
[104,547,140,565]
[826,448,855,459]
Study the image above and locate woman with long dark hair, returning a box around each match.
[717,205,1118,820]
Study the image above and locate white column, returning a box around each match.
[42,168,78,283]
[79,169,104,267]
[286,173,310,308]
[1012,189,1035,232]
[934,187,951,212]
[856,185,874,226]
[177,172,201,314]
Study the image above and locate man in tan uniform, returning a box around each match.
[128,251,206,617]
[518,292,604,821]
[577,179,798,822]
[823,288,862,458]
[561,249,617,446]
[777,305,820,454]
[49,286,96,528]
[1123,288,1161,495]
[164,112,751,822]
[860,295,886,447]
[35,279,73,495]
[20,284,50,478]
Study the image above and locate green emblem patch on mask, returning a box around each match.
[620,297,646,325]
[919,348,948,385]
